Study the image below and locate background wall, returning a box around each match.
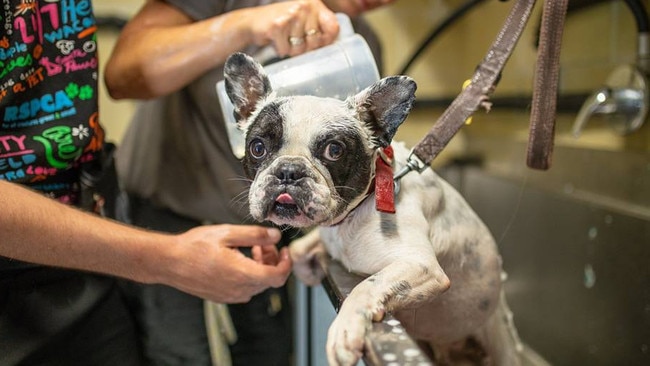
[364,0,649,155]
[95,0,142,143]
[366,0,640,98]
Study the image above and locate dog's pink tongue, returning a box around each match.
[276,193,295,204]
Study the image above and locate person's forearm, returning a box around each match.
[105,6,255,100]
[0,180,173,284]
[322,0,396,17]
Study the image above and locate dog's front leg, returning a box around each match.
[326,258,450,366]
[289,228,326,286]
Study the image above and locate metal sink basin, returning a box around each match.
[438,132,649,366]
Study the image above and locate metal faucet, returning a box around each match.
[573,1,649,137]
[572,64,649,137]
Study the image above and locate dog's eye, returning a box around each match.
[249,139,267,158]
[323,142,344,161]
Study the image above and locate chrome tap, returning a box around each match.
[573,0,649,137]
[572,64,649,137]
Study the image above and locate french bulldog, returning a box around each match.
[224,52,523,366]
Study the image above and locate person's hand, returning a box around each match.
[162,224,292,303]
[248,0,340,57]
[323,0,396,17]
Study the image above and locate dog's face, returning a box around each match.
[224,52,416,227]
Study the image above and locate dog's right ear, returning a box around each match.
[224,52,272,128]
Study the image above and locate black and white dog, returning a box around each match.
[225,52,523,366]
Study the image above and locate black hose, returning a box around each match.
[623,0,649,33]
[95,15,128,31]
[397,0,487,75]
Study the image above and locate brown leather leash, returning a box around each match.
[527,0,569,170]
[394,0,569,181]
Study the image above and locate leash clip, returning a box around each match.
[393,150,428,195]
[393,149,428,182]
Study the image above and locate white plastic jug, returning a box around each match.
[216,13,380,158]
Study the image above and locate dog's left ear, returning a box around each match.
[350,76,417,148]
[224,52,272,128]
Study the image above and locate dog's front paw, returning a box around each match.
[326,306,369,366]
[292,255,325,286]
[289,230,326,286]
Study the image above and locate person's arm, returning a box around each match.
[322,0,396,18]
[0,180,291,303]
[104,0,339,100]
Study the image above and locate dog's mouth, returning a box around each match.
[272,192,302,218]
[251,176,334,227]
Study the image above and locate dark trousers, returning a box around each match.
[0,268,141,366]
[120,195,293,366]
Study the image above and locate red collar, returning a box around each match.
[374,146,396,214]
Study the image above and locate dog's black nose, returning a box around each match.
[276,163,305,184]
